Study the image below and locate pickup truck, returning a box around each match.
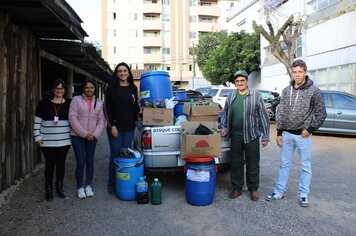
[134,119,231,173]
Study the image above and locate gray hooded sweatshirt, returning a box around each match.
[276,76,326,136]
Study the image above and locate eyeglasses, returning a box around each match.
[55,87,64,91]
[234,80,247,83]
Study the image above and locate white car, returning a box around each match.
[206,87,236,108]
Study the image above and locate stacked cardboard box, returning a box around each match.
[180,121,221,158]
[182,103,219,121]
[143,108,174,126]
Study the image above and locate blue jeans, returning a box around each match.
[106,128,135,188]
[71,136,97,189]
[274,131,312,198]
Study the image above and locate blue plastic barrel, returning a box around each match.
[174,101,185,117]
[185,158,216,206]
[115,156,144,201]
[140,71,173,104]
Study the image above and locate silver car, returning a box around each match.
[316,90,356,136]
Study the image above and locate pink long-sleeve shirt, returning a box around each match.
[69,95,105,139]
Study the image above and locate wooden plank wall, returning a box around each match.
[0,12,41,193]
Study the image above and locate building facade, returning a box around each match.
[102,0,231,89]
[225,0,356,95]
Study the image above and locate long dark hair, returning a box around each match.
[51,78,66,99]
[112,62,135,88]
[82,78,98,109]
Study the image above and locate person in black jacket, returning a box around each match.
[104,62,140,195]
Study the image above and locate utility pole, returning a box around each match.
[192,43,196,89]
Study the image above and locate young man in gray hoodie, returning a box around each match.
[266,59,326,207]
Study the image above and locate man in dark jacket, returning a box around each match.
[266,59,326,207]
[221,70,270,201]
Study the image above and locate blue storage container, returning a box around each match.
[140,71,173,104]
[115,156,144,201]
[185,158,216,206]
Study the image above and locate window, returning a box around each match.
[108,46,116,54]
[162,14,170,22]
[200,1,212,6]
[189,16,196,23]
[162,31,171,40]
[144,14,159,20]
[129,13,138,21]
[200,16,213,23]
[144,0,158,3]
[308,0,340,13]
[144,64,160,70]
[107,29,116,37]
[332,94,356,109]
[190,32,197,39]
[189,0,197,6]
[129,47,140,55]
[163,64,171,70]
[143,31,159,37]
[129,30,138,38]
[162,47,170,54]
[108,12,116,20]
[162,0,169,5]
[144,47,160,54]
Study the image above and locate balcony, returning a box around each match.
[143,53,162,63]
[142,20,162,30]
[196,5,220,17]
[196,22,220,32]
[143,37,162,47]
[143,3,163,14]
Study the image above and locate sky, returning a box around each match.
[66,0,102,44]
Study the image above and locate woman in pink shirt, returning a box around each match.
[69,79,105,199]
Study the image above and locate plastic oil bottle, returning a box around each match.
[136,176,149,204]
[150,178,162,205]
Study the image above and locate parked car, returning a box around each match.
[258,90,280,120]
[195,87,280,120]
[194,87,212,96]
[315,90,356,136]
[206,87,235,108]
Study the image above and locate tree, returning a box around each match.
[194,31,260,85]
[252,14,303,78]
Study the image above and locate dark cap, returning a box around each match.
[233,70,249,80]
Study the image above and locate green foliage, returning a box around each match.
[194,31,260,85]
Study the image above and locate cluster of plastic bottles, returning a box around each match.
[142,99,166,108]
[189,98,215,106]
[136,177,162,205]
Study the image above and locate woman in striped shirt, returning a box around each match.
[34,79,71,201]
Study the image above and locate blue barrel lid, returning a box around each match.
[140,70,170,79]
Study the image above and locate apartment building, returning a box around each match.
[225,0,356,95]
[102,0,226,89]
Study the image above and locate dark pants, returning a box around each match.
[230,135,260,192]
[106,128,135,188]
[71,136,98,189]
[41,146,71,186]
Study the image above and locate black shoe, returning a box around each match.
[56,180,66,198]
[45,183,53,201]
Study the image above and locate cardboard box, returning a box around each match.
[143,108,174,126]
[181,121,221,158]
[182,103,219,121]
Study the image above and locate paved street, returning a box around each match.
[0,124,355,235]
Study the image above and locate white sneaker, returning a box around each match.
[77,187,86,199]
[84,185,94,197]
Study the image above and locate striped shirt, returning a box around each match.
[221,89,270,144]
[33,98,71,147]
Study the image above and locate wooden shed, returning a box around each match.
[0,0,112,193]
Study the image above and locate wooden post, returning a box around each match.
[66,68,73,98]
